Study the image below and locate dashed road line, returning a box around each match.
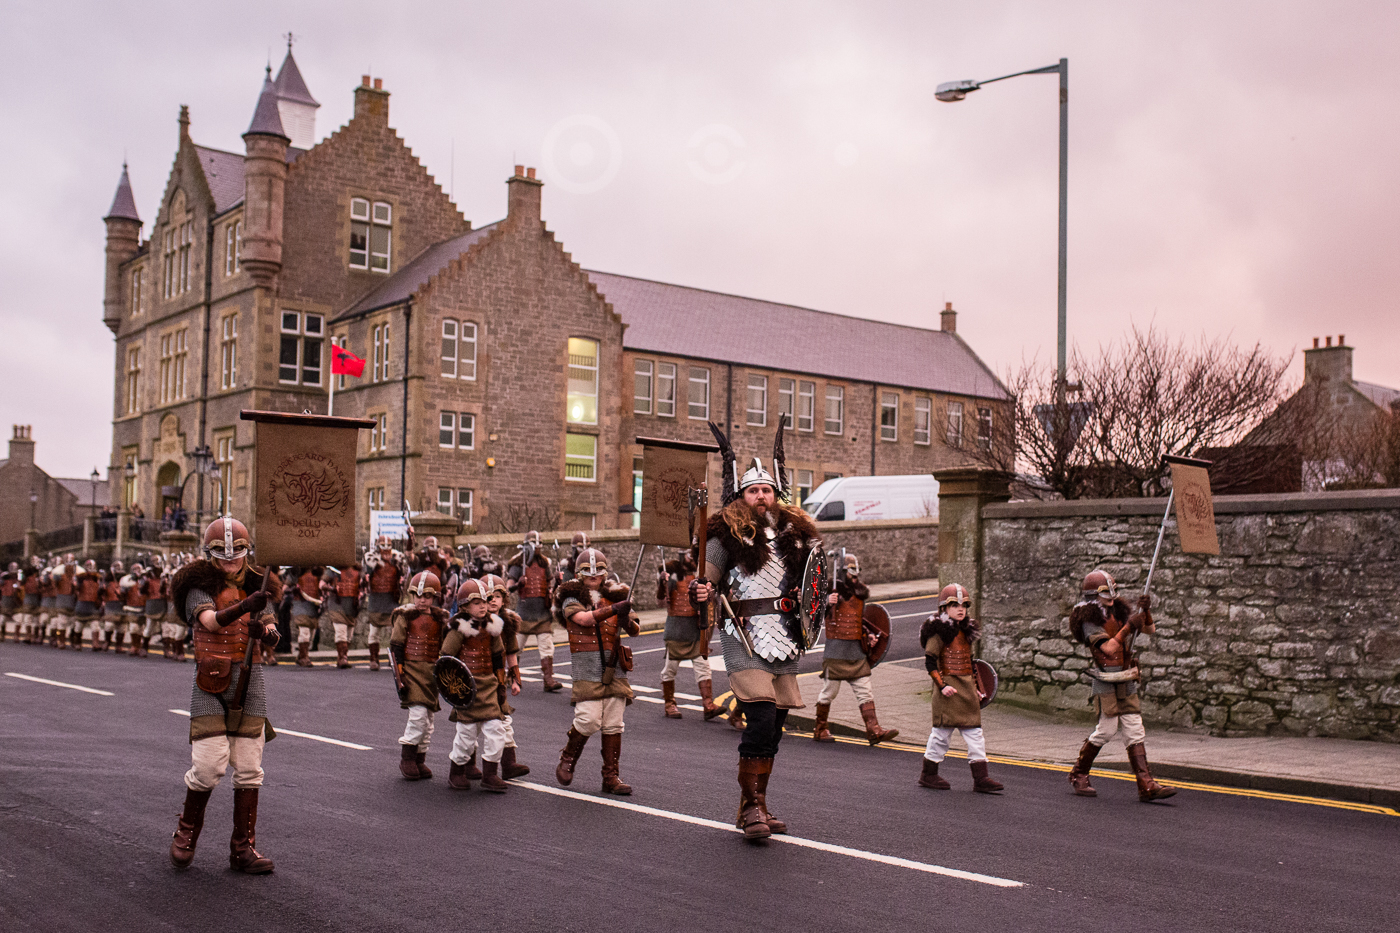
[168,710,373,750]
[5,672,115,696]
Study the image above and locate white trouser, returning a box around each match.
[400,705,436,750]
[924,725,988,764]
[186,733,266,790]
[2,615,16,635]
[126,617,145,637]
[366,624,391,647]
[502,714,517,748]
[817,674,874,705]
[449,719,507,764]
[1088,713,1146,748]
[660,655,712,684]
[53,614,74,633]
[162,620,187,643]
[296,622,316,644]
[531,631,555,661]
[332,622,354,643]
[573,697,626,736]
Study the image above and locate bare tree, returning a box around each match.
[486,503,562,535]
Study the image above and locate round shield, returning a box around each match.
[974,659,999,709]
[433,655,478,710]
[797,544,829,649]
[861,603,892,667]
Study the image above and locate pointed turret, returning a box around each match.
[273,47,320,150]
[103,163,142,333]
[241,69,289,287]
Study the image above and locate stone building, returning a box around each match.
[0,426,110,547]
[103,51,1010,542]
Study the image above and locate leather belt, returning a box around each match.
[729,596,796,618]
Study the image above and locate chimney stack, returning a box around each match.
[354,76,390,123]
[1304,335,1354,386]
[940,301,957,334]
[507,165,543,227]
[8,425,35,466]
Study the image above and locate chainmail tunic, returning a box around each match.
[561,596,608,683]
[823,637,865,662]
[707,529,803,678]
[185,587,268,722]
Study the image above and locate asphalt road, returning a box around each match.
[1,597,1394,933]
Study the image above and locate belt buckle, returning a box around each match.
[774,597,795,613]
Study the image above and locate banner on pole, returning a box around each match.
[637,436,718,548]
[1167,456,1219,555]
[241,410,375,566]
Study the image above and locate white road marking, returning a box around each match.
[167,710,372,750]
[889,610,932,620]
[513,780,1023,887]
[5,672,114,696]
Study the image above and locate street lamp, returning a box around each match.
[90,468,100,514]
[937,58,1069,401]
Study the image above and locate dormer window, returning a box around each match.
[350,198,392,272]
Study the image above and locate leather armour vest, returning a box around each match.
[567,596,619,654]
[370,559,401,594]
[520,563,550,599]
[1,578,17,598]
[1091,613,1134,665]
[23,576,41,597]
[826,596,865,641]
[143,576,164,600]
[193,583,251,662]
[454,626,496,677]
[297,571,320,600]
[102,579,122,602]
[939,631,974,677]
[55,572,74,597]
[125,583,147,609]
[335,567,361,598]
[668,574,697,617]
[403,611,444,661]
[76,574,102,603]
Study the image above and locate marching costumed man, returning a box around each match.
[918,584,1002,794]
[142,558,176,660]
[101,561,128,654]
[442,579,510,792]
[656,549,723,720]
[74,559,105,651]
[507,531,560,692]
[557,532,591,585]
[52,556,78,648]
[288,565,325,667]
[692,423,818,841]
[20,558,43,644]
[485,573,529,778]
[0,562,19,642]
[363,536,408,672]
[412,536,450,588]
[1067,570,1176,803]
[554,547,639,795]
[122,562,149,653]
[323,563,362,670]
[38,560,58,646]
[813,550,899,746]
[388,570,449,780]
[167,516,281,874]
[469,544,502,578]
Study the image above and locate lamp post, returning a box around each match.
[29,489,38,529]
[90,468,100,514]
[938,58,1069,401]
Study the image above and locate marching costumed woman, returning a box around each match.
[553,547,639,795]
[507,531,561,692]
[813,550,898,745]
[388,571,449,780]
[656,549,723,720]
[692,423,819,841]
[918,584,1002,794]
[442,579,510,793]
[167,516,281,873]
[363,536,408,671]
[1066,570,1176,803]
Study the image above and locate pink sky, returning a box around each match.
[3,0,1396,477]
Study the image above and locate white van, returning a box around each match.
[801,474,940,522]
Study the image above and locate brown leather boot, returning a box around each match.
[261,643,277,665]
[91,630,103,651]
[296,642,312,667]
[859,701,899,746]
[918,757,951,789]
[175,640,188,662]
[138,635,150,657]
[1127,742,1177,802]
[600,733,632,795]
[399,743,423,780]
[169,787,212,868]
[415,751,432,780]
[162,637,174,659]
[541,657,563,692]
[662,681,682,719]
[335,641,350,669]
[555,728,589,785]
[727,703,745,731]
[812,702,836,743]
[699,679,723,720]
[229,788,274,874]
[448,760,472,790]
[113,631,126,654]
[754,758,786,834]
[1068,740,1100,797]
[463,751,483,779]
[736,758,771,840]
[971,760,1004,794]
[368,644,381,671]
[480,759,509,793]
[501,746,530,779]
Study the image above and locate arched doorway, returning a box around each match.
[157,461,182,520]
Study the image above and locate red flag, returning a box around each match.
[331,345,366,377]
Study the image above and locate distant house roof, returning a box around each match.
[1356,380,1400,411]
[274,51,319,107]
[194,145,247,214]
[54,478,111,509]
[586,271,1011,401]
[335,223,499,319]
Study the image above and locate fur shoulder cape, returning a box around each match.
[706,503,820,579]
[835,577,870,601]
[554,579,630,611]
[171,559,273,624]
[1068,597,1129,646]
[920,612,981,647]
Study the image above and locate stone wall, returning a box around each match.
[975,489,1400,742]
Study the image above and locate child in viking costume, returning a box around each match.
[813,550,899,745]
[363,535,409,671]
[507,531,561,692]
[918,584,1002,793]
[485,573,530,779]
[389,570,449,781]
[442,578,511,792]
[656,549,724,720]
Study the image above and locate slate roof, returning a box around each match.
[1356,380,1400,411]
[586,271,1012,401]
[193,146,247,215]
[336,223,500,318]
[246,74,288,139]
[55,478,111,509]
[274,51,319,107]
[105,164,141,222]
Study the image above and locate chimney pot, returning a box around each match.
[526,167,536,179]
[1313,337,1320,349]
[514,164,524,177]
[373,78,383,90]
[362,75,371,87]
[939,303,958,334]
[1326,336,1333,347]
[945,301,952,311]
[1338,334,1345,346]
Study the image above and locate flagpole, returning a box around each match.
[328,364,335,417]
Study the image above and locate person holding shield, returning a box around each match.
[363,536,409,672]
[656,549,724,720]
[812,550,899,746]
[388,570,449,781]
[918,583,1003,794]
[507,531,561,692]
[441,579,510,793]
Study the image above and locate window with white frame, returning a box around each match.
[567,338,599,424]
[440,319,478,380]
[224,221,241,275]
[439,412,475,450]
[125,346,141,414]
[688,367,710,420]
[789,469,814,506]
[279,312,324,386]
[437,488,474,523]
[215,434,233,513]
[946,401,964,448]
[366,486,385,526]
[824,385,844,435]
[914,396,931,445]
[372,323,390,382]
[880,391,899,442]
[798,380,815,432]
[220,316,238,391]
[159,329,188,404]
[655,362,676,417]
[746,375,767,426]
[161,221,192,298]
[978,407,993,451]
[778,378,795,429]
[368,412,388,453]
[565,433,597,482]
[633,359,653,414]
[349,198,392,272]
[130,266,145,315]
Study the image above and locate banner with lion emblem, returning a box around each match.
[241,410,376,566]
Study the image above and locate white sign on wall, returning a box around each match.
[370,510,413,543]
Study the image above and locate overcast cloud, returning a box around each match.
[3,0,1397,477]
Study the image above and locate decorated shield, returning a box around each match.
[974,659,999,709]
[798,544,830,649]
[861,602,892,667]
[434,655,478,710]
